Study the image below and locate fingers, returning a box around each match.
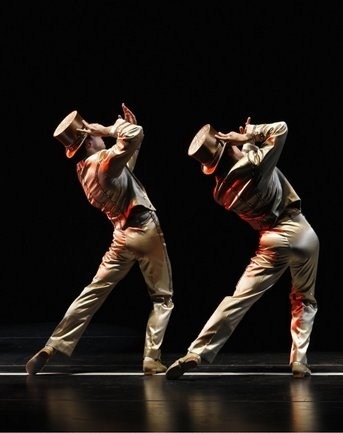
[77,120,90,131]
[121,102,137,124]
[215,132,229,141]
[239,116,251,133]
[76,120,90,133]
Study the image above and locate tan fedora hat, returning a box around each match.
[188,124,226,175]
[53,111,88,158]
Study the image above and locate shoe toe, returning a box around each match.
[292,361,311,378]
[143,359,167,375]
[166,353,200,380]
[25,348,54,375]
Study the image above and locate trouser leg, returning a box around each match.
[46,228,134,356]
[144,299,174,359]
[288,213,319,364]
[188,291,266,363]
[46,282,117,356]
[290,301,318,364]
[136,213,174,359]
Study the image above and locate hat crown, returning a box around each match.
[53,111,87,158]
[188,124,224,175]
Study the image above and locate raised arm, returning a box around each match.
[215,118,288,148]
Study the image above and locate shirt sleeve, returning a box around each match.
[244,121,288,173]
[99,120,144,180]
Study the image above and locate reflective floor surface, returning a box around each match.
[1,323,342,432]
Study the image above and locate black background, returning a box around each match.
[3,2,341,352]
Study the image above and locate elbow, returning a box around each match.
[280,121,288,134]
[137,126,144,141]
[272,121,288,137]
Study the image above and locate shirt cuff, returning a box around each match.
[109,118,126,137]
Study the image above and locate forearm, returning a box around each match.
[246,121,288,145]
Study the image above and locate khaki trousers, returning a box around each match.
[188,213,319,365]
[47,212,174,360]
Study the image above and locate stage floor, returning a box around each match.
[1,323,342,432]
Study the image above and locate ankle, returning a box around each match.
[43,346,55,357]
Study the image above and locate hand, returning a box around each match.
[119,102,137,124]
[215,131,248,145]
[239,116,251,134]
[77,120,108,137]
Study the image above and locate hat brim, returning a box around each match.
[65,134,88,158]
[201,142,227,175]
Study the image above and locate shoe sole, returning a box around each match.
[166,359,198,380]
[292,371,311,379]
[143,361,167,375]
[143,370,167,375]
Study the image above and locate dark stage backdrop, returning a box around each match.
[3,2,341,352]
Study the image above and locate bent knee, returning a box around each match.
[153,296,174,309]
